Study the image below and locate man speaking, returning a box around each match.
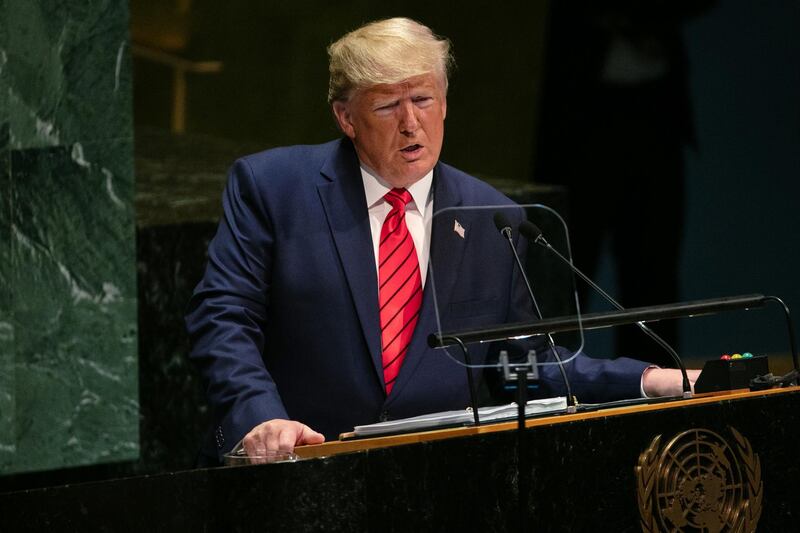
[185,17,693,464]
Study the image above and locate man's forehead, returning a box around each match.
[363,74,442,96]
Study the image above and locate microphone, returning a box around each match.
[493,212,576,410]
[519,220,693,398]
[493,212,513,240]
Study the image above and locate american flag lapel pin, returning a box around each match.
[453,219,465,239]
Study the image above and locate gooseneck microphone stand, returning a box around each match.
[519,221,693,398]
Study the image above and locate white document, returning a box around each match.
[352,397,567,437]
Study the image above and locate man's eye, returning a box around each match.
[413,96,433,106]
[375,102,398,112]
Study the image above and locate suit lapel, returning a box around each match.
[386,163,470,403]
[317,140,384,384]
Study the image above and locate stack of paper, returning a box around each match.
[352,397,567,437]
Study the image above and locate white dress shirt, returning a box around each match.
[360,166,434,286]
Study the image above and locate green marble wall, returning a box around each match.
[0,0,138,474]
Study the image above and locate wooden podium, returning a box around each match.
[3,387,798,532]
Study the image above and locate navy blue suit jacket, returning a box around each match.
[186,138,649,462]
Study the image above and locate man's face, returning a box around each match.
[332,73,447,188]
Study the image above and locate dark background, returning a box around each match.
[132,0,550,182]
[572,0,800,359]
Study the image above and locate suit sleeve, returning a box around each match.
[499,220,650,404]
[539,346,650,403]
[185,157,289,460]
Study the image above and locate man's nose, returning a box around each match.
[398,101,419,134]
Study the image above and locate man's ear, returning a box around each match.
[332,101,356,139]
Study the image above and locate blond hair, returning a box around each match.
[327,17,454,103]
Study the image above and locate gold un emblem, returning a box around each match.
[635,427,762,532]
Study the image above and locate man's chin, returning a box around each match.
[385,163,434,188]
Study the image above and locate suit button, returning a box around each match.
[379,411,390,422]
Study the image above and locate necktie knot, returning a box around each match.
[384,188,413,211]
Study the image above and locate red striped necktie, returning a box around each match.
[378,188,423,395]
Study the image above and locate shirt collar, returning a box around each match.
[360,165,434,215]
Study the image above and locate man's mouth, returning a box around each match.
[400,144,423,154]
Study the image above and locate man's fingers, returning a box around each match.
[243,433,264,456]
[687,369,701,392]
[278,427,298,451]
[265,426,282,453]
[241,419,324,459]
[242,431,267,464]
[298,426,325,445]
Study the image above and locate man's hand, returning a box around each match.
[642,367,702,397]
[242,419,325,458]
